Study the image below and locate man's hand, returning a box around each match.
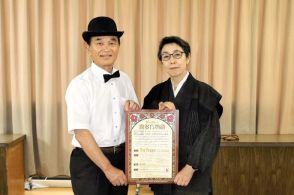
[158,101,176,111]
[124,100,140,111]
[174,164,195,186]
[104,164,128,186]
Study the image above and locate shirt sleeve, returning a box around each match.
[128,80,139,104]
[65,79,91,134]
[123,74,139,104]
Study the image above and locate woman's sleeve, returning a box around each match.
[186,109,221,173]
[142,85,162,109]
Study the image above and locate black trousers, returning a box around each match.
[70,147,128,195]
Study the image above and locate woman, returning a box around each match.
[142,36,223,195]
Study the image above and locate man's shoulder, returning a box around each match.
[118,70,131,80]
[66,68,94,94]
[70,68,92,85]
[115,70,135,86]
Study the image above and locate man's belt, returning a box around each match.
[100,143,125,154]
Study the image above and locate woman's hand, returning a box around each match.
[158,101,176,111]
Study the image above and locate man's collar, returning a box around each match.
[90,62,117,80]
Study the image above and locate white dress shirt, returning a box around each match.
[65,62,138,147]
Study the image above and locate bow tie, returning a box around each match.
[103,70,120,83]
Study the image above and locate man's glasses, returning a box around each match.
[161,51,185,61]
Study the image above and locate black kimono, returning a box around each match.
[142,73,223,194]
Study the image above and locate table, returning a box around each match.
[0,134,26,195]
[212,134,294,195]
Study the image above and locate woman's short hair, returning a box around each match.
[157,36,191,61]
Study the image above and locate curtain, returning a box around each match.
[0,0,293,177]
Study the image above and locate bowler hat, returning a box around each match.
[82,16,124,43]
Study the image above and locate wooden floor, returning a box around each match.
[25,185,153,195]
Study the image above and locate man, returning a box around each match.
[65,16,140,195]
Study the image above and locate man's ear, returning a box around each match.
[84,42,90,50]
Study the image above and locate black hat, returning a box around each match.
[82,16,124,42]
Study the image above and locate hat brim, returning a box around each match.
[82,31,124,42]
